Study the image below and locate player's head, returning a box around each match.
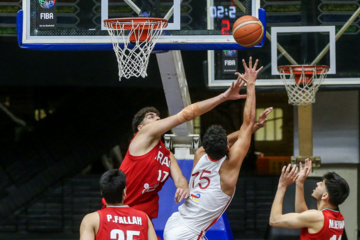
[323,172,349,206]
[202,125,228,160]
[100,169,127,204]
[132,106,160,133]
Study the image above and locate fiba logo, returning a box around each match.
[40,13,54,19]
[39,0,56,9]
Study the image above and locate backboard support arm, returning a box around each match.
[123,0,141,15]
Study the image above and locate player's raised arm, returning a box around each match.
[269,164,298,227]
[227,57,262,169]
[139,76,248,140]
[227,107,273,148]
[269,164,324,230]
[295,158,312,213]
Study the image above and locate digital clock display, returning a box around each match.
[209,3,238,36]
[209,6,237,19]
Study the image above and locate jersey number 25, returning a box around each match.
[110,229,140,240]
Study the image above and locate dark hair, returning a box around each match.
[323,172,349,206]
[100,169,127,204]
[132,107,160,133]
[202,125,228,160]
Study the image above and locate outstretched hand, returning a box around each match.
[221,57,262,101]
[296,158,312,185]
[174,187,189,204]
[278,164,298,189]
[221,77,247,101]
[237,56,263,84]
[253,107,273,132]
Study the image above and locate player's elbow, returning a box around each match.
[269,219,277,227]
[269,218,294,229]
[295,206,308,213]
[269,215,283,228]
[269,217,276,227]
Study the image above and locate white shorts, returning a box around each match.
[163,212,205,240]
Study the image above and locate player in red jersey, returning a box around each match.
[269,159,350,240]
[110,71,255,221]
[80,169,157,240]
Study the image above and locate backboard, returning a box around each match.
[207,1,360,88]
[208,26,338,87]
[18,0,264,51]
[207,0,360,90]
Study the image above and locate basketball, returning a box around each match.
[232,15,264,48]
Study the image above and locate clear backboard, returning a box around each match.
[207,1,360,88]
[18,0,264,51]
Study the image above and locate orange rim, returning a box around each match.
[278,65,329,84]
[278,65,329,75]
[104,17,168,30]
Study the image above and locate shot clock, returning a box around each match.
[209,6,237,19]
[210,5,238,35]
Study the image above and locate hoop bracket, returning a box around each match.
[291,156,321,170]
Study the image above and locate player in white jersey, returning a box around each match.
[163,57,273,240]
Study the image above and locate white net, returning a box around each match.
[278,66,328,106]
[104,18,167,80]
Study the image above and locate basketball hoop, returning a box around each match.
[104,18,168,80]
[278,65,329,105]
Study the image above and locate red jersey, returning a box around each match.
[96,206,148,240]
[300,208,345,240]
[120,139,171,219]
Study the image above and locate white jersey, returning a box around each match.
[178,154,234,236]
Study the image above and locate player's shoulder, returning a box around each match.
[82,211,100,225]
[194,147,206,160]
[85,211,100,219]
[220,154,235,170]
[299,209,324,222]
